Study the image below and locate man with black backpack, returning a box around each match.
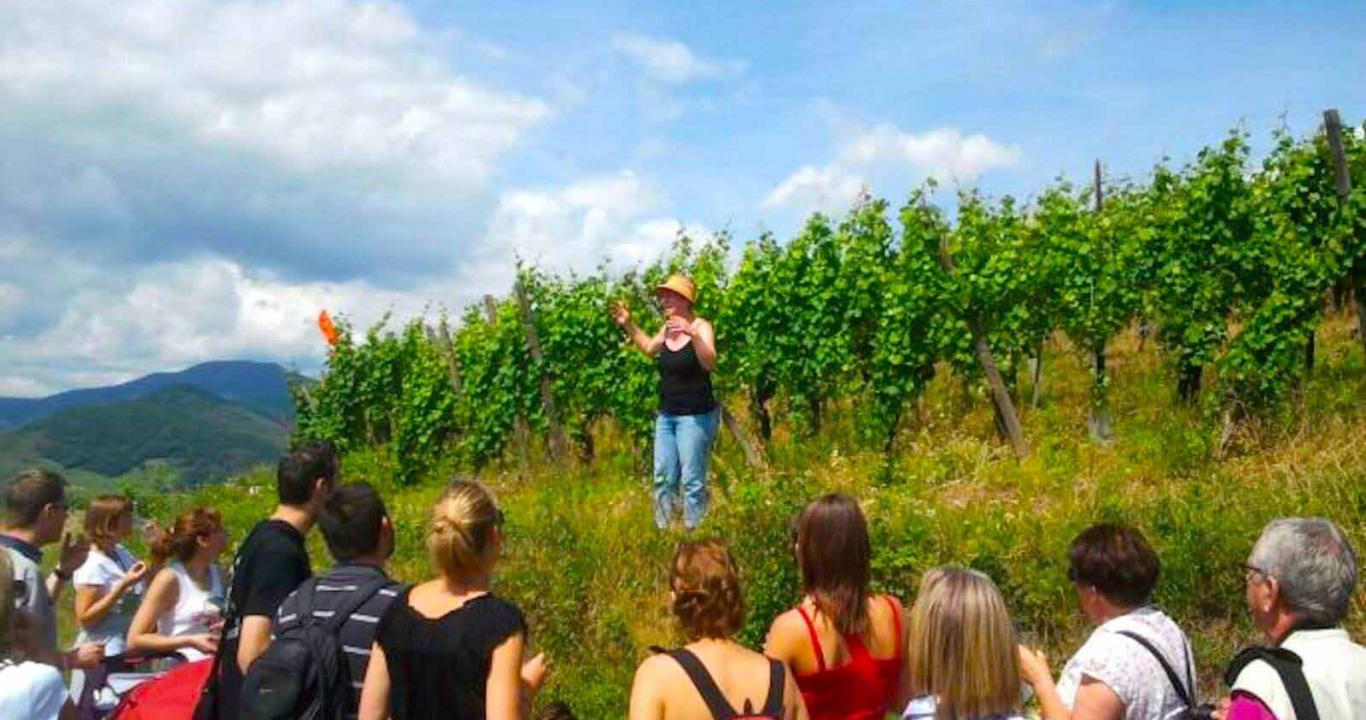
[199,442,337,720]
[241,482,403,720]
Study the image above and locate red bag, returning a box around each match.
[108,658,214,720]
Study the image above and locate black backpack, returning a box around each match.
[1224,646,1321,720]
[239,575,390,720]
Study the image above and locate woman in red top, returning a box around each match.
[764,494,910,720]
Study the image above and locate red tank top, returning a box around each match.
[793,595,904,720]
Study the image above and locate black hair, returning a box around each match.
[277,441,340,506]
[318,482,388,562]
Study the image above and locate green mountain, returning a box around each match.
[0,385,291,488]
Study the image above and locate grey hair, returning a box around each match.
[1249,518,1357,625]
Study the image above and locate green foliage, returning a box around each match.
[295,120,1365,467]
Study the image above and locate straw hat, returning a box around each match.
[655,275,696,304]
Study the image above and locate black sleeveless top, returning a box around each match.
[375,589,526,720]
[659,339,717,416]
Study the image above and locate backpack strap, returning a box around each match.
[296,575,392,634]
[1225,646,1320,720]
[759,659,785,718]
[669,648,737,720]
[1114,630,1195,708]
[794,605,826,672]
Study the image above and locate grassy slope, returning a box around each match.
[161,314,1363,716]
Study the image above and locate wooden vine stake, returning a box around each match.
[1323,109,1365,360]
[1088,160,1115,443]
[720,404,768,472]
[935,245,1030,460]
[514,278,569,464]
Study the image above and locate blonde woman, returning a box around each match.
[612,275,720,530]
[358,479,547,720]
[0,550,80,719]
[901,567,1028,720]
[629,539,807,720]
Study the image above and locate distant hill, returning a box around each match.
[0,360,296,431]
[0,361,301,487]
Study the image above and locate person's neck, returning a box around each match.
[0,526,43,548]
[185,553,214,576]
[441,571,491,597]
[1092,600,1141,625]
[96,539,119,556]
[1266,612,1304,646]
[270,504,314,535]
[344,554,386,570]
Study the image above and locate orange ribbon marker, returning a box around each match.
[317,310,339,347]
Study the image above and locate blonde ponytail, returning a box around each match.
[427,479,501,580]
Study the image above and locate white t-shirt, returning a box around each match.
[1057,606,1195,720]
[0,659,68,720]
[72,543,144,656]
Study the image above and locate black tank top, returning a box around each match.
[659,339,717,416]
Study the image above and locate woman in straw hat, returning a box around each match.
[612,275,720,530]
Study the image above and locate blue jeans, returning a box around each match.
[653,409,720,529]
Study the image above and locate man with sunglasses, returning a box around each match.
[1,468,105,672]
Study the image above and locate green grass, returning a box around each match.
[72,314,1364,717]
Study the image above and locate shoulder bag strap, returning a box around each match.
[669,648,736,720]
[1225,646,1320,720]
[1114,630,1195,707]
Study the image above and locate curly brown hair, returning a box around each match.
[670,539,745,640]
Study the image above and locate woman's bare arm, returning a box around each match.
[486,632,529,720]
[687,318,716,371]
[75,562,147,630]
[126,569,215,655]
[357,643,391,720]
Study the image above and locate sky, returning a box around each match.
[1,0,1363,396]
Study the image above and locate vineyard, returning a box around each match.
[147,115,1366,716]
[292,115,1366,479]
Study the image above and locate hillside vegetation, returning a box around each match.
[160,314,1366,717]
[0,361,296,488]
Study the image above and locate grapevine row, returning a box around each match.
[293,116,1366,484]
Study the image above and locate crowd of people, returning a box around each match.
[0,443,1362,720]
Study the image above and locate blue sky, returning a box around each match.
[0,0,1362,396]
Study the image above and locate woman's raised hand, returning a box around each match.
[120,561,149,589]
[1017,645,1051,686]
[665,315,693,336]
[610,302,631,327]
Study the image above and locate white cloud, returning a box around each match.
[611,33,743,84]
[762,166,868,213]
[480,171,699,282]
[764,122,1022,212]
[0,0,549,279]
[2,253,452,396]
